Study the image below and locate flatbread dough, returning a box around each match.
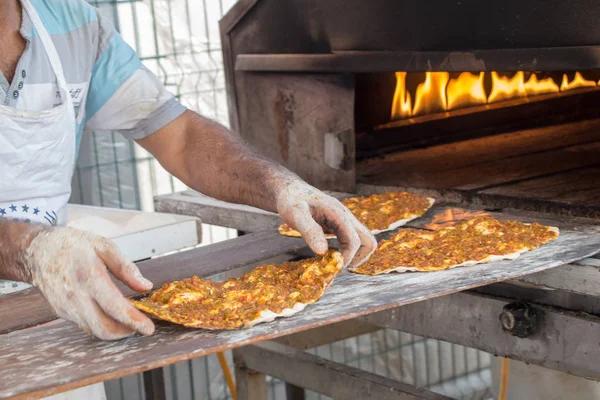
[131,250,343,330]
[279,192,435,238]
[351,216,559,275]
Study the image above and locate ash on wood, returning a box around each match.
[2,214,600,399]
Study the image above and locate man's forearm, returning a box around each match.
[139,111,300,212]
[0,220,43,282]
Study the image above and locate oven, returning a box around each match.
[221,0,600,219]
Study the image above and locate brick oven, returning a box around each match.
[220,0,600,218]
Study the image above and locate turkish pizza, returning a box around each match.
[351,216,559,275]
[278,192,435,238]
[131,250,343,330]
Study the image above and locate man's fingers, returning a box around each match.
[320,207,361,267]
[80,297,137,341]
[285,203,329,255]
[94,238,153,293]
[91,268,155,337]
[348,218,377,268]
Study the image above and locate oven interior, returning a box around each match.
[353,71,600,216]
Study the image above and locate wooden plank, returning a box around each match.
[154,191,282,232]
[0,230,308,334]
[473,281,600,316]
[154,190,352,233]
[357,119,600,190]
[157,190,600,299]
[362,291,600,379]
[158,191,600,298]
[233,349,268,400]
[235,341,451,400]
[444,142,600,191]
[273,319,380,350]
[515,263,600,297]
[1,219,599,399]
[476,165,600,217]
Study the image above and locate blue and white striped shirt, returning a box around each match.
[0,0,187,152]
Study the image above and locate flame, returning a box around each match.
[424,209,489,230]
[561,72,597,91]
[412,72,449,116]
[523,74,560,95]
[390,70,597,121]
[446,72,486,110]
[390,72,412,120]
[488,72,526,103]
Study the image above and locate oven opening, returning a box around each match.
[355,71,600,216]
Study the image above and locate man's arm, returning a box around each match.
[136,110,377,267]
[0,219,155,340]
[0,220,41,282]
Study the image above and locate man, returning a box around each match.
[0,0,376,342]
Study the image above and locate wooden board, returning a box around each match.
[477,165,600,216]
[362,291,600,379]
[2,214,600,399]
[357,119,600,191]
[236,341,452,400]
[154,191,600,301]
[154,190,351,233]
[154,190,282,232]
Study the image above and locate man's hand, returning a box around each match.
[138,111,377,267]
[24,227,155,340]
[276,180,377,268]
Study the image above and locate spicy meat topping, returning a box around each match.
[352,216,558,275]
[279,191,433,236]
[131,250,343,329]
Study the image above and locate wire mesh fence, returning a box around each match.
[79,1,494,399]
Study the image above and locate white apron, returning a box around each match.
[0,2,106,399]
[0,0,77,295]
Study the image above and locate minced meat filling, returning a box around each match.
[352,216,558,275]
[279,191,432,235]
[131,250,343,330]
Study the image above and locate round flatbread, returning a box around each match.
[350,216,559,275]
[131,250,343,330]
[278,192,435,238]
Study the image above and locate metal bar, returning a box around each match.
[143,368,166,400]
[285,383,305,400]
[234,47,600,73]
[234,341,452,400]
[362,291,600,380]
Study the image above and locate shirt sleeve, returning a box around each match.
[83,9,187,139]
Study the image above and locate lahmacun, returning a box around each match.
[131,250,343,329]
[351,216,559,275]
[279,192,435,238]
